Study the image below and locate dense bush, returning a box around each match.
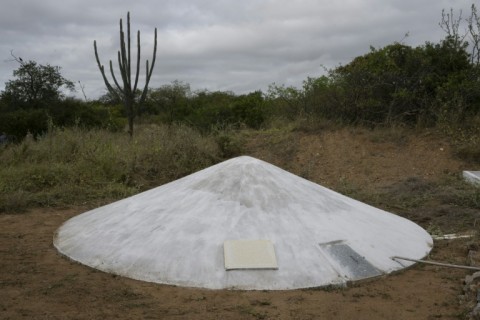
[186,91,266,130]
[0,99,127,139]
[0,59,126,140]
[267,39,480,129]
[48,98,127,131]
[0,109,49,139]
[1,59,75,109]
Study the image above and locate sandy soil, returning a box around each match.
[1,128,478,319]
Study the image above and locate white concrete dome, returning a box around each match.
[54,156,433,290]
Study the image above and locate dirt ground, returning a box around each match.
[1,128,479,319]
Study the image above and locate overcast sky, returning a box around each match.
[0,0,473,99]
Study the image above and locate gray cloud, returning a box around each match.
[0,0,473,99]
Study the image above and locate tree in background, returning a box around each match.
[0,55,75,139]
[94,12,157,137]
[1,54,75,109]
[149,80,192,123]
[467,4,480,65]
[267,83,305,119]
[0,54,127,139]
[439,8,466,51]
[186,90,236,130]
[321,39,478,126]
[267,76,332,120]
[434,6,480,126]
[230,91,266,129]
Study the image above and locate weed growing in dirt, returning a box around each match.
[378,177,436,210]
[436,175,480,210]
[236,305,268,319]
[439,115,480,164]
[0,124,221,212]
[250,299,272,306]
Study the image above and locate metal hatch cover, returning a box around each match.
[320,241,382,280]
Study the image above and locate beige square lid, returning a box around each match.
[224,239,278,270]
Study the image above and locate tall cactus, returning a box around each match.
[94,12,157,136]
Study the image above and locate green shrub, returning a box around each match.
[438,115,480,164]
[0,109,49,139]
[215,131,243,158]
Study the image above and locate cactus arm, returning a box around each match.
[109,60,123,93]
[133,30,141,94]
[139,28,157,105]
[127,12,132,88]
[119,20,130,90]
[93,40,120,100]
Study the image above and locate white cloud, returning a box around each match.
[0,0,473,99]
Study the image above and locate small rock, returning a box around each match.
[467,275,475,285]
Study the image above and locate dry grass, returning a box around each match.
[0,124,221,212]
